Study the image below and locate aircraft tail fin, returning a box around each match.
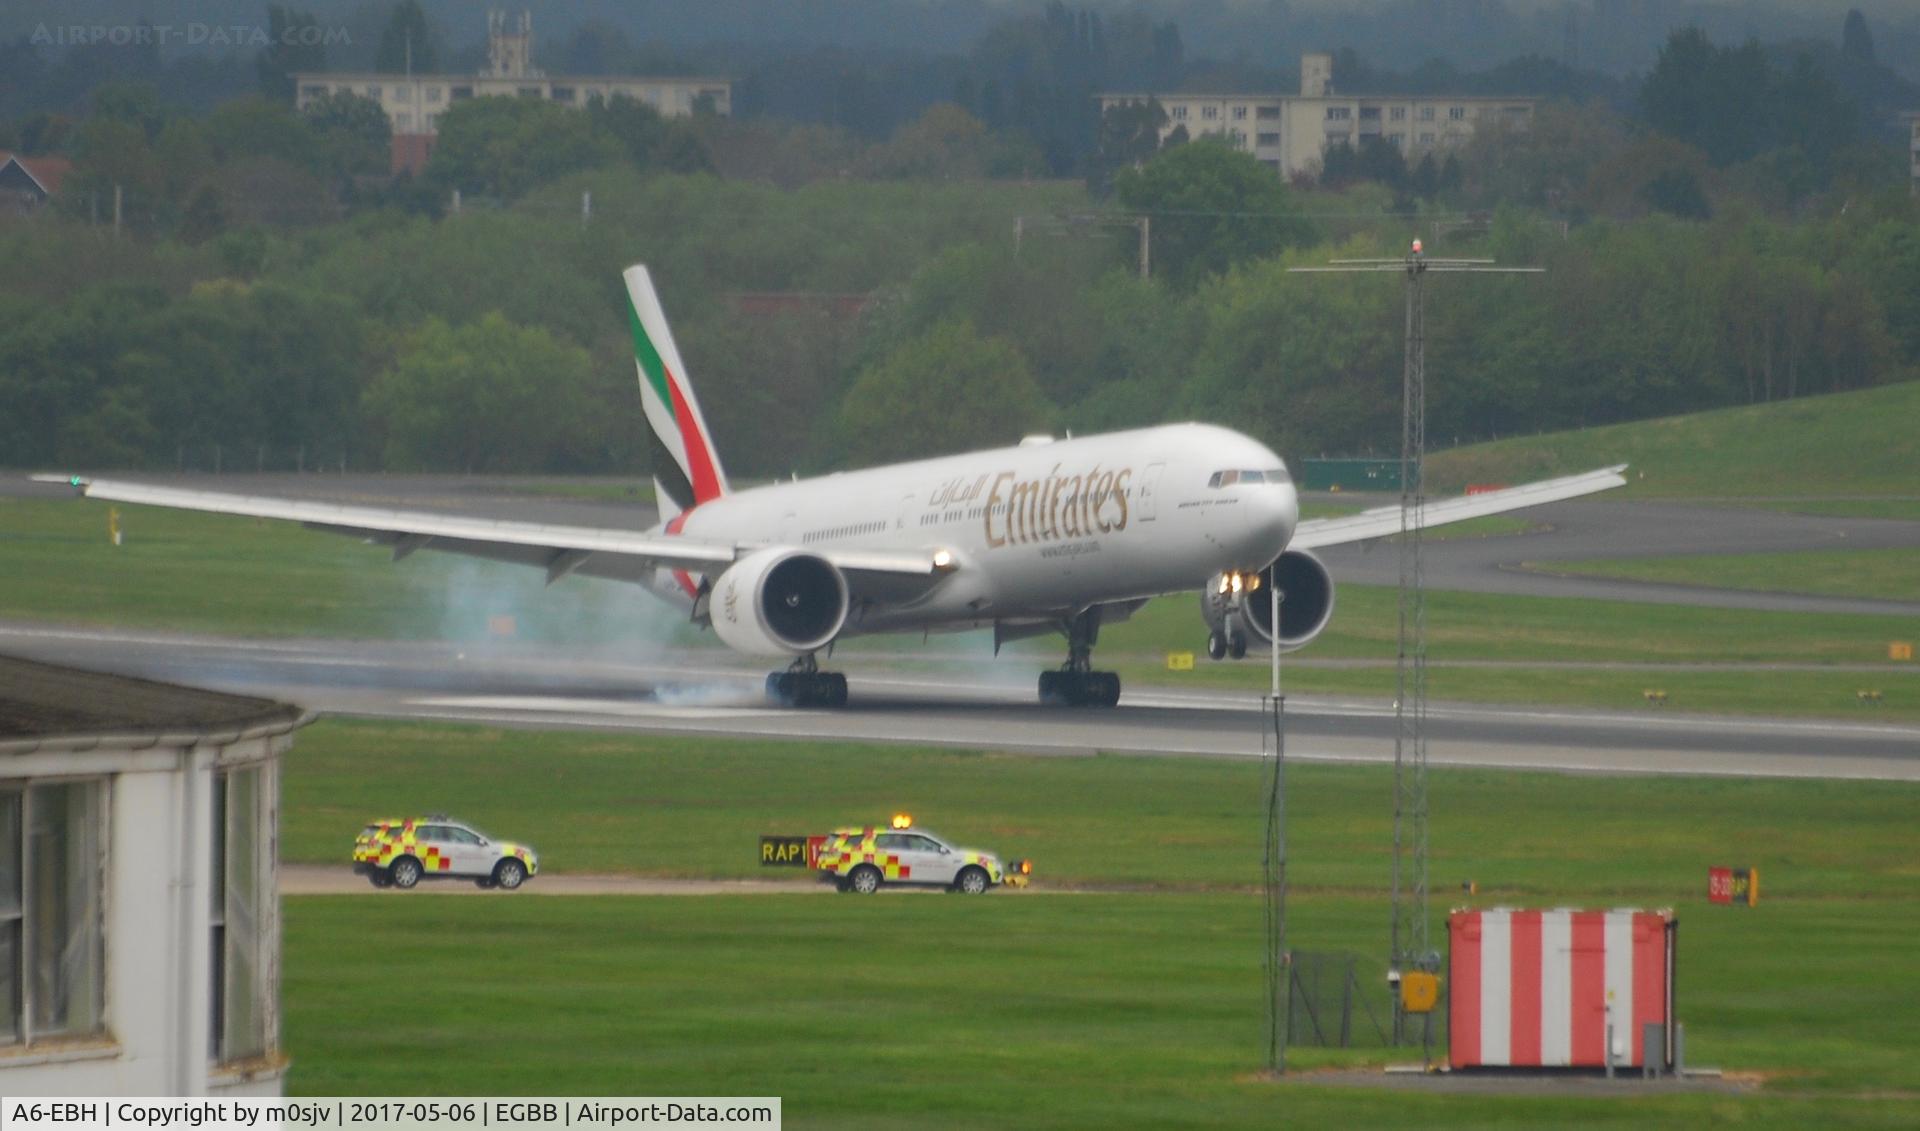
[624,265,729,512]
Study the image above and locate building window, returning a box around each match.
[300,85,327,100]
[211,766,270,1063]
[1390,132,1406,147]
[1228,129,1246,147]
[1390,107,1406,121]
[1256,132,1280,147]
[1326,106,1351,121]
[451,85,473,100]
[1201,105,1218,120]
[425,86,442,103]
[1232,106,1247,120]
[518,86,542,98]
[1,780,105,1048]
[1450,106,1466,120]
[551,86,575,103]
[1256,106,1278,120]
[366,85,381,99]
[1419,106,1435,121]
[394,112,413,130]
[1360,106,1381,120]
[1420,132,1436,144]
[1171,106,1187,121]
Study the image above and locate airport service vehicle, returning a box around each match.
[42,263,1626,710]
[817,819,1029,894]
[353,816,540,890]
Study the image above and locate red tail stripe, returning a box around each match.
[664,369,723,504]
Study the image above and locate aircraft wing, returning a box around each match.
[31,475,939,584]
[1289,465,1628,551]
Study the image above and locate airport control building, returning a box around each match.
[0,657,308,1096]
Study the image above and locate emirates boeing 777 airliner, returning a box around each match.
[42,265,1625,707]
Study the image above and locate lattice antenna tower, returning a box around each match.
[1292,242,1540,1038]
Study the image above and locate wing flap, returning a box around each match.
[1290,464,1628,550]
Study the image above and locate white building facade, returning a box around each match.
[0,659,307,1096]
[294,10,729,174]
[1906,112,1919,195]
[1101,53,1536,178]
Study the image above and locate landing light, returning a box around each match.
[932,549,954,570]
[891,813,913,829]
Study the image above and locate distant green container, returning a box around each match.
[1301,458,1405,492]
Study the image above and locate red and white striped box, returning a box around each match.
[1448,908,1674,1070]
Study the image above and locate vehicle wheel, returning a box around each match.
[833,877,852,893]
[824,673,849,708]
[389,856,423,890]
[1038,670,1063,705]
[1229,635,1248,660]
[493,858,527,891]
[475,877,496,889]
[849,864,883,895]
[1097,672,1122,707]
[1207,631,1227,661]
[368,870,393,889]
[955,866,990,895]
[766,672,794,706]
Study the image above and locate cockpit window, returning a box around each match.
[1208,466,1290,488]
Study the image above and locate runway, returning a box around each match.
[5,622,1915,782]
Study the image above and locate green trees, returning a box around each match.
[1115,140,1316,288]
[428,95,717,199]
[428,98,622,200]
[363,314,602,472]
[256,6,328,102]
[375,0,437,74]
[1639,28,1857,172]
[834,320,1053,465]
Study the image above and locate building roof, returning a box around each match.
[0,152,72,196]
[0,655,307,746]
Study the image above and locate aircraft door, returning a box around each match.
[1136,462,1165,522]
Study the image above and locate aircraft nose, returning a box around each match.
[1247,480,1298,557]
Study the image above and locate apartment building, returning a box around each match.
[295,11,730,174]
[1100,53,1535,178]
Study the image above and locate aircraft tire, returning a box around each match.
[1207,631,1227,661]
[1229,635,1248,660]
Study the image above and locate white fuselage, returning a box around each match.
[658,423,1299,636]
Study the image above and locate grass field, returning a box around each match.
[1541,548,1920,603]
[279,719,1920,1125]
[1426,381,1920,498]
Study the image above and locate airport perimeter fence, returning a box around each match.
[1285,950,1402,1049]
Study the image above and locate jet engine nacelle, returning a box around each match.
[710,547,850,657]
[1201,549,1336,656]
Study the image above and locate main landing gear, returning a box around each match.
[766,653,848,708]
[1039,609,1122,708]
